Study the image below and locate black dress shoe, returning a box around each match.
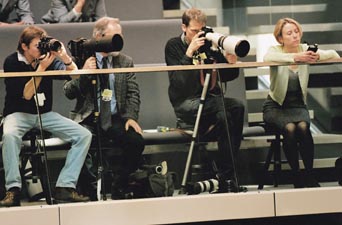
[54,187,90,203]
[305,174,320,188]
[0,190,21,207]
[293,172,305,188]
[217,179,240,193]
[111,187,133,200]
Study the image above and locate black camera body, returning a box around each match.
[198,26,215,57]
[68,34,124,68]
[38,36,62,55]
[68,37,94,68]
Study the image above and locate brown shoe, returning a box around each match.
[54,187,90,203]
[0,190,21,207]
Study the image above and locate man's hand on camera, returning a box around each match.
[82,57,97,70]
[53,42,72,65]
[186,31,206,58]
[37,52,55,71]
[225,53,237,64]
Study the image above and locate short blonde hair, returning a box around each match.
[273,18,302,44]
[182,8,207,27]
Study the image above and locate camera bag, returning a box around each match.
[128,162,176,198]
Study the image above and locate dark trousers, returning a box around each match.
[176,96,245,179]
[78,114,145,196]
[104,115,145,175]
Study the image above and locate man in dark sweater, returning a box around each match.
[0,25,92,207]
[164,8,245,192]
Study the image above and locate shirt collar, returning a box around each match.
[181,32,188,46]
[96,53,113,67]
[17,51,31,65]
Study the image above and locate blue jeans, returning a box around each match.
[2,112,92,190]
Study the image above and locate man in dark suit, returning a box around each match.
[0,0,34,25]
[41,0,106,23]
[63,17,144,200]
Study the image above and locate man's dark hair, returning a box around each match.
[17,26,47,54]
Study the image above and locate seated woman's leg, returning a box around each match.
[296,121,319,187]
[283,123,299,171]
[296,121,314,171]
[282,123,304,188]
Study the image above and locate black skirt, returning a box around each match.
[263,91,310,130]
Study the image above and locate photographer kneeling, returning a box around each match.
[64,17,145,200]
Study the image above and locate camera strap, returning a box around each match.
[199,59,217,91]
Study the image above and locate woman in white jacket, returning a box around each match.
[263,17,340,188]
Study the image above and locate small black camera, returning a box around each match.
[37,36,62,55]
[307,43,318,52]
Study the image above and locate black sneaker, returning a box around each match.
[55,187,90,203]
[0,189,21,207]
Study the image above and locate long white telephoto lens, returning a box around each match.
[205,32,250,58]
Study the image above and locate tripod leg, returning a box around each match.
[32,78,54,204]
[92,79,107,201]
[36,138,55,204]
[180,73,211,194]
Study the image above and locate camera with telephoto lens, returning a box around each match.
[68,34,124,68]
[187,178,219,195]
[37,36,62,55]
[199,26,250,58]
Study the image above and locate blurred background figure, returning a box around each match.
[0,0,34,26]
[41,0,106,23]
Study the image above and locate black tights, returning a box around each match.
[282,121,314,172]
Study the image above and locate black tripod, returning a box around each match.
[32,77,54,204]
[179,65,240,194]
[91,76,107,201]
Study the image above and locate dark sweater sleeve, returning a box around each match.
[165,37,199,90]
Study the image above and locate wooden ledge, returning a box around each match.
[1,59,342,78]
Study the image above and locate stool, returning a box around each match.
[258,125,286,190]
[21,128,57,203]
[20,128,71,204]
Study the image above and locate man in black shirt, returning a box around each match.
[165,8,245,192]
[0,25,92,207]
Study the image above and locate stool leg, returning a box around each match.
[273,134,282,187]
[258,144,274,190]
